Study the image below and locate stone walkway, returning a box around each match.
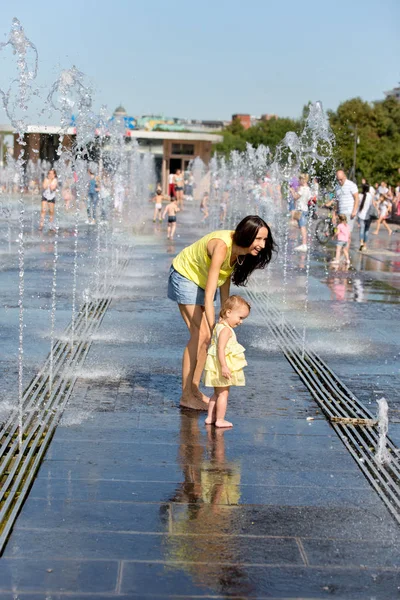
[1,207,400,598]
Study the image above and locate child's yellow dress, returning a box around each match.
[203,322,247,387]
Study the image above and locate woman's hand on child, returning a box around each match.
[221,366,231,379]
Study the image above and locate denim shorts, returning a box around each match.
[167,266,216,305]
[298,211,308,227]
[335,240,347,247]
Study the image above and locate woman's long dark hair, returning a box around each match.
[232,215,277,286]
[359,183,369,213]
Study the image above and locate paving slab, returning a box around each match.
[1,203,399,599]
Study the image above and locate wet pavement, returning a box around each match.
[0,198,400,598]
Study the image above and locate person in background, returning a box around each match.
[184,172,194,201]
[86,170,100,224]
[309,176,319,219]
[168,172,175,199]
[357,182,374,251]
[373,194,392,236]
[361,177,375,198]
[288,175,299,221]
[290,173,311,252]
[200,192,209,223]
[163,196,180,240]
[39,168,58,231]
[174,169,184,210]
[394,182,400,217]
[331,214,350,266]
[152,189,164,223]
[335,170,359,251]
[387,185,394,204]
[99,173,111,223]
[114,174,125,215]
[377,181,389,199]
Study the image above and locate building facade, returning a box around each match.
[8,126,221,192]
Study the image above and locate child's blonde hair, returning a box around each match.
[220,295,251,318]
[338,213,347,223]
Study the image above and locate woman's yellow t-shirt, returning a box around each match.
[172,230,234,289]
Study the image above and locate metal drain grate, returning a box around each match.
[0,258,129,553]
[247,286,400,525]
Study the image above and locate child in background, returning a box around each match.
[373,194,392,236]
[204,295,250,428]
[331,213,350,266]
[200,192,209,222]
[152,189,164,223]
[162,197,180,240]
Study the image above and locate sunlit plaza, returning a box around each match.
[0,5,399,599]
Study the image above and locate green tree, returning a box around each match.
[214,116,300,158]
[213,97,400,185]
[330,96,400,183]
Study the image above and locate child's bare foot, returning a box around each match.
[204,417,215,425]
[215,419,233,428]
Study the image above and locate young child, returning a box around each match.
[152,189,164,223]
[331,213,350,266]
[373,194,392,236]
[162,197,180,239]
[204,295,250,428]
[219,190,229,224]
[200,192,209,222]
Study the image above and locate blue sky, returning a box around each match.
[0,0,399,122]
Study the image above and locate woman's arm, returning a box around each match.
[217,327,232,380]
[204,240,228,332]
[219,278,230,306]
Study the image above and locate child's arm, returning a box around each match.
[162,205,168,219]
[217,327,232,380]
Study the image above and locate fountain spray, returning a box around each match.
[0,18,39,447]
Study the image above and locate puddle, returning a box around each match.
[323,273,400,303]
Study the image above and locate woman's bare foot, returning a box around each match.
[372,231,378,235]
[180,395,209,411]
[215,419,233,428]
[194,391,210,404]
